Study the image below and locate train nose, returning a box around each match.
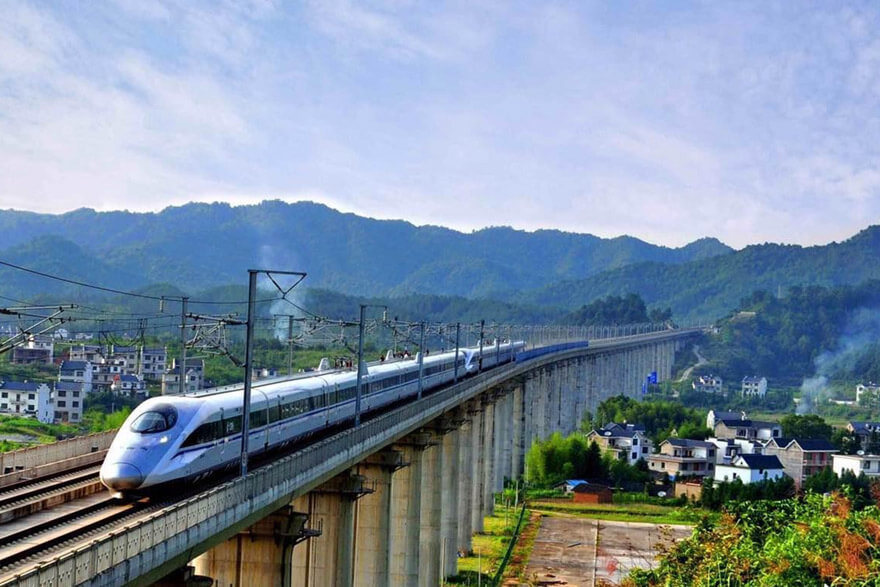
[100,462,144,490]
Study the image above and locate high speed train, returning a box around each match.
[100,339,525,495]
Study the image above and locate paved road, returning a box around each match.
[523,516,692,586]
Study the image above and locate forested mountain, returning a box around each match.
[694,280,880,386]
[0,201,730,301]
[6,202,880,328]
[521,226,880,322]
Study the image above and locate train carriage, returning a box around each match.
[101,340,524,494]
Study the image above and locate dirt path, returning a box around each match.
[523,516,691,586]
[677,344,708,382]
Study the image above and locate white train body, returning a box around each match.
[100,340,524,493]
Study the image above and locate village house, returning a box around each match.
[68,344,107,364]
[252,366,280,381]
[706,409,746,430]
[648,438,716,480]
[714,454,785,485]
[713,417,781,442]
[140,347,168,380]
[11,335,54,366]
[58,360,93,395]
[586,422,652,466]
[0,380,52,423]
[847,421,880,451]
[856,383,880,405]
[741,376,768,398]
[693,374,723,394]
[832,453,880,479]
[52,381,84,423]
[110,374,148,399]
[763,437,837,488]
[706,437,762,465]
[162,358,205,394]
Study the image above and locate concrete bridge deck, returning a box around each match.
[0,328,700,587]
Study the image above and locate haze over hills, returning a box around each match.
[3,201,880,324]
[0,200,731,300]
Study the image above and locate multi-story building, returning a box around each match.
[585,423,652,466]
[648,438,717,480]
[110,345,140,373]
[713,417,782,442]
[162,358,205,395]
[706,437,762,465]
[58,360,93,395]
[763,437,837,488]
[833,453,880,478]
[846,421,880,451]
[52,381,84,423]
[741,376,767,398]
[110,374,148,399]
[857,383,880,405]
[68,344,107,364]
[0,381,52,422]
[140,347,167,380]
[714,454,785,485]
[252,367,280,381]
[11,335,54,366]
[706,409,746,430]
[693,374,723,394]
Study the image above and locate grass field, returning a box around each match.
[528,498,710,526]
[447,504,532,585]
[0,416,78,445]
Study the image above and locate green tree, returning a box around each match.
[779,414,832,440]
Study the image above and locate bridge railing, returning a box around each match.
[0,430,115,488]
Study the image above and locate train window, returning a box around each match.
[224,416,242,435]
[338,386,355,402]
[130,404,178,434]
[269,404,281,423]
[250,409,267,428]
[181,420,222,447]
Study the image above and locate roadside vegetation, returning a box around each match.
[626,492,880,586]
[447,503,534,586]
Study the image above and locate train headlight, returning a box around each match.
[159,435,169,444]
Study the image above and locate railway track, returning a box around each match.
[0,494,157,581]
[0,466,104,523]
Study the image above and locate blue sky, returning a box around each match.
[1,1,879,249]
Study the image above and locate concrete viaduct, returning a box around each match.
[7,328,699,587]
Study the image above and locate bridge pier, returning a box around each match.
[511,384,524,480]
[418,435,442,586]
[440,416,461,578]
[190,505,316,587]
[470,402,485,534]
[457,403,476,554]
[289,471,368,587]
[353,450,403,586]
[481,397,496,518]
[390,434,431,584]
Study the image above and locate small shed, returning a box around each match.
[572,483,613,504]
[556,479,589,494]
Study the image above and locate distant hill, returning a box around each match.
[0,201,731,301]
[519,226,880,322]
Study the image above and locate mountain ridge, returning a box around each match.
[0,200,733,300]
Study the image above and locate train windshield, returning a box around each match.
[130,404,178,434]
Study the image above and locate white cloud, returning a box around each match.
[1,2,880,250]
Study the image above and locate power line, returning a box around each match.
[0,259,304,307]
